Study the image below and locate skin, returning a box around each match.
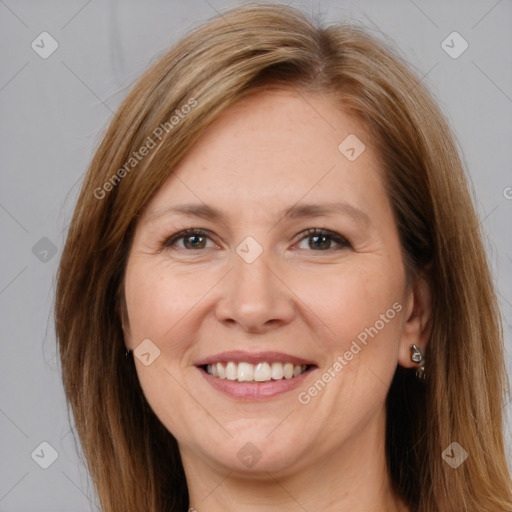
[122,87,431,511]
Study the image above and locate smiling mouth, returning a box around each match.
[201,361,314,383]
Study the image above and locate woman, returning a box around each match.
[54,3,512,511]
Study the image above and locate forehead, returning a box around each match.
[140,87,385,221]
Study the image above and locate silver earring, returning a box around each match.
[125,349,132,359]
[410,344,426,381]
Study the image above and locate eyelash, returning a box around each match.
[161,227,352,252]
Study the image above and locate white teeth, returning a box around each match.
[225,361,237,380]
[254,362,271,382]
[283,363,294,379]
[271,362,284,380]
[205,361,308,382]
[237,362,253,381]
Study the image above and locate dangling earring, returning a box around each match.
[410,344,426,381]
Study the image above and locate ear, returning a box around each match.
[398,272,432,369]
[117,284,132,349]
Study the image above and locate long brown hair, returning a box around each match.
[55,3,512,511]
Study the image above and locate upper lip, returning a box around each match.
[194,350,317,367]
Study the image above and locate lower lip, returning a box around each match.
[198,366,316,400]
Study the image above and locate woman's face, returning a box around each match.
[123,88,421,477]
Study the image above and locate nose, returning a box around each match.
[214,247,296,333]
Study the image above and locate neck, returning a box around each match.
[182,406,409,512]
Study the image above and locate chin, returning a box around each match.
[203,432,309,475]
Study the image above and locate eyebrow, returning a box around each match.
[145,201,371,226]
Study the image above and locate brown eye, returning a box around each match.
[295,228,351,251]
[162,229,214,250]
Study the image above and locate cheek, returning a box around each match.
[124,259,202,341]
[294,260,404,424]
[123,260,198,434]
[292,260,404,353]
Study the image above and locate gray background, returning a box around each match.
[1,0,511,510]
